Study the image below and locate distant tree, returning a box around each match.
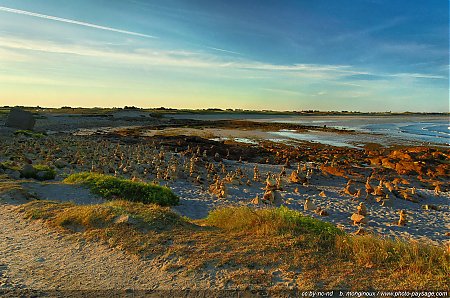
[124,106,140,110]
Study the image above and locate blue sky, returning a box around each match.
[0,0,448,111]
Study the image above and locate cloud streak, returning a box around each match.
[0,36,445,83]
[207,47,242,56]
[0,6,157,39]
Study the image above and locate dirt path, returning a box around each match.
[0,203,211,291]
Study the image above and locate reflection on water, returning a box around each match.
[272,130,361,149]
[210,137,258,144]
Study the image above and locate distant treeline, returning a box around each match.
[0,106,448,116]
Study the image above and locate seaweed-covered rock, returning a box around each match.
[20,164,36,178]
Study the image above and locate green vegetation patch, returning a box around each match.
[13,130,46,138]
[22,200,187,231]
[64,172,179,206]
[205,206,343,251]
[0,161,20,172]
[206,206,342,238]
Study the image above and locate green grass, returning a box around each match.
[205,206,342,239]
[0,161,20,171]
[64,172,179,206]
[13,130,46,138]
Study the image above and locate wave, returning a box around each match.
[361,121,449,144]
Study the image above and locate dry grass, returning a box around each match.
[22,200,185,230]
[0,174,30,203]
[0,174,22,192]
[335,234,449,277]
[205,206,341,237]
[19,201,450,290]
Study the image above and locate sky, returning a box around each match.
[0,0,448,112]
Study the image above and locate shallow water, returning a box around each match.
[169,113,449,145]
[272,130,361,149]
[266,115,449,145]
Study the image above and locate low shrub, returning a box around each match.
[22,200,186,231]
[64,172,179,206]
[0,161,20,171]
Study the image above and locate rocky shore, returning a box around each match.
[0,110,449,291]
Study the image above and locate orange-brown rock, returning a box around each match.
[320,164,347,178]
[351,213,368,225]
[381,158,396,170]
[389,150,412,161]
[369,157,382,166]
[315,207,329,216]
[395,161,423,175]
[289,170,301,183]
[365,179,374,197]
[398,210,407,226]
[357,202,367,216]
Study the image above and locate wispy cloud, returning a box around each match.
[388,73,446,80]
[0,36,357,79]
[0,6,157,39]
[207,47,242,56]
[0,36,445,83]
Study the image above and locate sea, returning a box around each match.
[168,114,449,146]
[264,115,449,145]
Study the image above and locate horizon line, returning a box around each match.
[1,105,448,114]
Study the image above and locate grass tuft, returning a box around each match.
[22,200,186,231]
[205,206,342,238]
[0,161,20,171]
[204,206,449,278]
[204,206,343,252]
[335,234,450,276]
[13,130,46,138]
[64,172,179,206]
